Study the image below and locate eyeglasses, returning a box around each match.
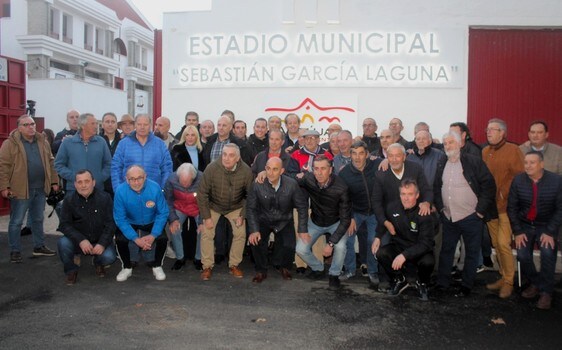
[19,122,36,127]
[127,176,145,182]
[485,128,502,133]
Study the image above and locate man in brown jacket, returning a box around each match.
[197,143,253,280]
[0,115,59,263]
[482,118,524,298]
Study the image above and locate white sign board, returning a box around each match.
[0,57,8,82]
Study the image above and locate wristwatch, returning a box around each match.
[327,241,334,248]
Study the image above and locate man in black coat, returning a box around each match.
[247,157,308,283]
[295,155,352,290]
[201,116,252,166]
[433,131,497,297]
[372,179,435,300]
[57,170,116,285]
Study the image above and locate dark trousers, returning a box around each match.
[251,221,296,273]
[116,223,167,268]
[437,213,483,289]
[377,243,434,284]
[517,223,558,294]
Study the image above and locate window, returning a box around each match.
[62,14,73,44]
[84,23,93,51]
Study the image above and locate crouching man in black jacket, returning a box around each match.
[247,157,308,283]
[295,155,352,290]
[57,169,116,285]
[372,179,435,301]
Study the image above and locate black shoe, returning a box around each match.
[452,269,463,282]
[20,227,32,236]
[296,267,306,274]
[307,270,326,280]
[171,259,185,270]
[360,264,368,277]
[390,277,409,296]
[131,261,138,269]
[377,281,391,293]
[416,281,429,301]
[10,251,22,263]
[193,259,203,271]
[454,286,471,297]
[329,275,341,290]
[32,246,56,256]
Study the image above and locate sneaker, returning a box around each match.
[339,271,355,281]
[33,246,56,256]
[369,274,380,287]
[360,264,368,277]
[152,266,166,281]
[537,293,552,310]
[65,271,78,285]
[452,269,463,282]
[476,265,486,274]
[193,259,203,271]
[307,270,326,280]
[171,259,185,271]
[416,281,429,301]
[389,277,409,296]
[10,251,22,263]
[116,268,133,282]
[329,275,341,290]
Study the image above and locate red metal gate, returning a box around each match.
[467,28,562,145]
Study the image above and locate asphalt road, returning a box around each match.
[0,232,561,350]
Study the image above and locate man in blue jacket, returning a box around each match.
[508,151,562,310]
[111,114,173,191]
[113,165,169,282]
[55,113,112,194]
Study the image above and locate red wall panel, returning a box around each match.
[467,29,562,145]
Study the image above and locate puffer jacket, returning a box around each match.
[111,131,173,191]
[196,158,253,219]
[298,173,351,244]
[164,171,202,221]
[246,175,308,234]
[0,130,58,198]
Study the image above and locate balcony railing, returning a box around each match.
[63,36,73,44]
[49,32,60,40]
[84,44,93,51]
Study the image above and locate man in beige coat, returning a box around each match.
[0,115,59,263]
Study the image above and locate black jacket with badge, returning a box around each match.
[59,187,116,248]
[377,200,434,260]
[298,172,351,244]
[246,175,308,234]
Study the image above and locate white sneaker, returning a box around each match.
[152,266,166,281]
[116,268,133,282]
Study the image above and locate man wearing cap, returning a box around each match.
[117,114,135,138]
[290,129,333,179]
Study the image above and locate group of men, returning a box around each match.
[1,110,560,310]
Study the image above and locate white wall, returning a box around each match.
[161,0,562,139]
[0,0,28,59]
[28,79,127,132]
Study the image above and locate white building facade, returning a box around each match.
[0,0,154,132]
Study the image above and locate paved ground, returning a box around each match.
[0,232,561,350]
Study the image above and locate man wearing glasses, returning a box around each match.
[482,118,524,299]
[113,165,169,282]
[0,115,59,263]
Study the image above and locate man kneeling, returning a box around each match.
[58,169,116,285]
[113,165,169,281]
[372,179,435,301]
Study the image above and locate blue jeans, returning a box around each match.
[166,211,201,260]
[516,223,558,294]
[437,213,483,289]
[296,219,348,276]
[344,213,378,276]
[8,188,47,252]
[57,236,116,274]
